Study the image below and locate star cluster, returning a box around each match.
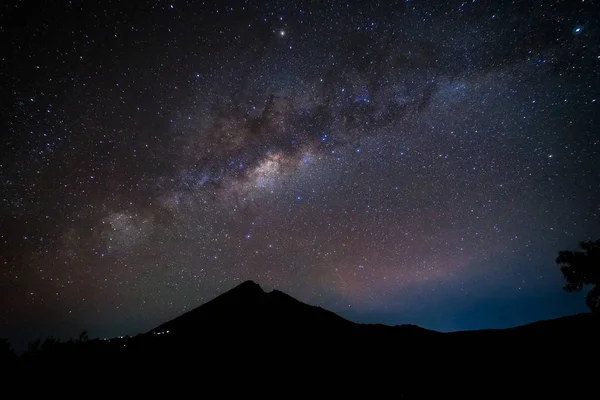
[1,0,599,345]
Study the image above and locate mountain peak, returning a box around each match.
[231,280,264,294]
[150,279,353,337]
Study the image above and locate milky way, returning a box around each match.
[1,0,599,346]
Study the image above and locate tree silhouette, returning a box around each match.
[556,239,600,313]
[78,330,89,343]
[0,339,18,368]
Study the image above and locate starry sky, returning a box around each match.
[1,0,599,348]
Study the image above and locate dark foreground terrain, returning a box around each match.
[3,281,598,389]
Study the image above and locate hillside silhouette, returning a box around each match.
[151,280,437,342]
[4,280,599,382]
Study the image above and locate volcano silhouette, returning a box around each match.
[151,280,353,337]
[150,280,436,343]
[9,280,600,381]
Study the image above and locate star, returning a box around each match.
[2,0,598,348]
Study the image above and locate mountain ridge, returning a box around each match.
[150,280,357,338]
[6,280,599,379]
[149,280,597,339]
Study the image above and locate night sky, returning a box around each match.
[1,0,599,348]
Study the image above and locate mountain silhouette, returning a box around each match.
[149,280,441,344]
[143,279,600,371]
[150,280,599,338]
[7,279,600,389]
[151,280,353,338]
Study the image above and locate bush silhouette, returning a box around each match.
[0,339,18,369]
[556,239,600,313]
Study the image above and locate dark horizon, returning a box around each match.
[1,0,598,352]
[5,279,598,389]
[2,278,590,353]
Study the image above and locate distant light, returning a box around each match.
[280,30,285,37]
[573,25,583,35]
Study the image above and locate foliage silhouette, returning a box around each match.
[78,330,89,343]
[556,239,600,313]
[0,338,18,369]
